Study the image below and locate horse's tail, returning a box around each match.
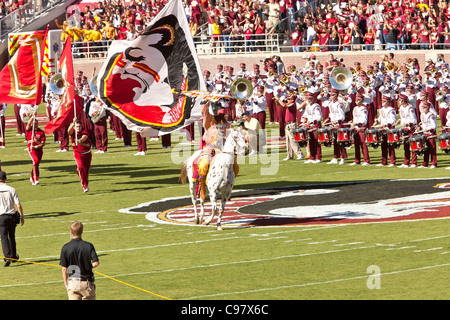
[180,160,188,184]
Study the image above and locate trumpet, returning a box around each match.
[438,56,444,63]
[443,67,449,75]
[405,67,410,74]
[407,58,414,64]
[363,80,370,88]
[299,86,306,93]
[303,75,311,83]
[436,90,446,100]
[356,66,362,72]
[367,69,373,76]
[268,71,276,77]
[387,64,395,72]
[289,66,296,74]
[280,75,289,84]
[431,67,437,74]
[412,76,421,85]
[350,68,356,76]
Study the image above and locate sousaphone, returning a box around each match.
[329,67,353,91]
[49,73,65,95]
[230,78,253,100]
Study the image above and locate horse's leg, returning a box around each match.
[190,181,200,224]
[204,194,217,225]
[217,197,225,231]
[199,198,205,224]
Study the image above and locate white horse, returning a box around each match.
[180,128,247,230]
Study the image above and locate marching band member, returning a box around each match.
[277,93,304,161]
[396,94,418,168]
[250,85,267,130]
[204,70,214,92]
[214,64,225,82]
[237,63,251,79]
[424,68,439,111]
[436,85,449,129]
[274,75,289,139]
[378,76,398,110]
[349,91,370,166]
[327,88,347,165]
[264,64,278,124]
[301,91,322,164]
[419,101,437,169]
[88,95,108,154]
[68,118,93,192]
[25,114,46,185]
[374,95,397,167]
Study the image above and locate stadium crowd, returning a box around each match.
[50,0,450,54]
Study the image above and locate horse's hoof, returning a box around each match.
[203,220,210,225]
[194,218,199,225]
[217,226,223,231]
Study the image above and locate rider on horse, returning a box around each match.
[197,99,239,200]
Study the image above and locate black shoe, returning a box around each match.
[4,260,11,267]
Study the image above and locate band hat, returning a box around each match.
[398,94,408,101]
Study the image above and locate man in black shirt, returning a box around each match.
[60,221,99,300]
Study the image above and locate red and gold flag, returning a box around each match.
[0,29,47,105]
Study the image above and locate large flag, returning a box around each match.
[97,0,205,137]
[0,29,47,105]
[44,37,81,134]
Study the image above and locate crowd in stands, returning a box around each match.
[50,0,450,55]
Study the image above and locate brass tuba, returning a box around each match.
[49,73,65,95]
[329,67,353,91]
[230,78,253,100]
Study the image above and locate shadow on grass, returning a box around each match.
[25,211,80,219]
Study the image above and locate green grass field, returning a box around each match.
[0,107,449,302]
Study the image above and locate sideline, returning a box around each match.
[0,256,172,300]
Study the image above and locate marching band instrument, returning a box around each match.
[230,77,253,100]
[89,101,104,123]
[336,127,353,147]
[367,70,373,76]
[412,76,421,85]
[407,58,414,64]
[409,134,427,156]
[289,66,296,74]
[317,127,332,147]
[49,73,65,95]
[386,128,402,149]
[387,64,395,72]
[438,133,450,154]
[365,128,382,149]
[437,56,444,63]
[294,127,308,147]
[436,90,445,100]
[329,67,353,91]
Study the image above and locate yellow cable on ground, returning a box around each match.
[1,256,172,300]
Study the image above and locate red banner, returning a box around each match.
[0,29,47,105]
[44,37,81,134]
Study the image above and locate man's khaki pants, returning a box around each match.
[67,279,96,300]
